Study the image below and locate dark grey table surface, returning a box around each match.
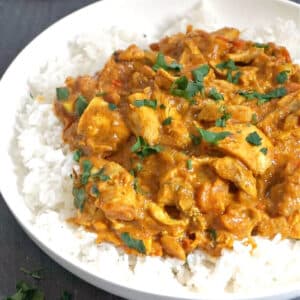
[1,0,300,299]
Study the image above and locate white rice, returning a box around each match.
[14,1,300,297]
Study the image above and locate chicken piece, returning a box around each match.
[258,92,300,136]
[227,105,254,123]
[221,204,261,238]
[117,44,145,61]
[77,97,130,155]
[198,100,221,122]
[154,68,176,90]
[160,235,186,260]
[91,159,139,221]
[208,124,273,175]
[127,91,161,145]
[212,157,257,197]
[196,178,231,215]
[227,48,263,64]
[211,27,240,41]
[270,161,300,217]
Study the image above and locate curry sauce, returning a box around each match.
[54,27,300,259]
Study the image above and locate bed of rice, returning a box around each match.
[14,1,300,297]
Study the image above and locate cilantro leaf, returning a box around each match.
[186,159,192,170]
[198,128,231,145]
[75,95,88,116]
[73,149,82,162]
[215,111,231,127]
[133,99,157,109]
[216,60,241,84]
[190,133,201,145]
[72,188,86,211]
[108,102,117,110]
[20,267,43,280]
[162,117,172,126]
[207,228,217,241]
[152,52,182,72]
[260,147,268,155]
[216,59,238,71]
[276,70,289,84]
[92,168,110,181]
[246,131,262,146]
[254,42,269,49]
[80,160,93,185]
[208,87,224,101]
[131,136,162,158]
[120,232,146,254]
[5,281,45,300]
[239,87,287,105]
[56,87,69,101]
[90,185,100,197]
[227,70,241,84]
[192,64,210,82]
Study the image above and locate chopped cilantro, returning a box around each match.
[92,168,110,181]
[276,70,289,84]
[73,149,82,162]
[239,87,287,105]
[208,87,224,101]
[73,188,86,211]
[5,281,45,300]
[120,232,146,254]
[186,159,192,170]
[162,117,172,126]
[190,133,201,145]
[207,228,217,241]
[108,102,117,110]
[90,185,100,197]
[198,128,231,145]
[215,111,231,127]
[131,136,162,158]
[246,131,262,146]
[254,42,269,49]
[75,95,88,116]
[56,87,69,101]
[216,59,241,84]
[260,147,268,155]
[152,52,182,72]
[133,99,157,109]
[80,160,93,185]
[192,64,210,82]
[251,113,258,124]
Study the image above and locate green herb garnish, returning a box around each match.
[162,117,172,126]
[81,160,93,185]
[131,136,162,158]
[152,52,182,72]
[276,70,289,84]
[208,87,224,101]
[108,102,117,110]
[198,128,231,145]
[254,42,269,49]
[5,281,45,300]
[56,87,69,101]
[192,64,210,83]
[120,232,146,254]
[246,131,262,146]
[75,95,88,116]
[239,87,287,105]
[260,147,268,155]
[20,267,43,280]
[73,149,82,162]
[216,59,241,84]
[133,99,157,109]
[190,133,201,145]
[207,228,217,241]
[92,168,110,181]
[90,185,100,197]
[186,159,192,170]
[73,188,86,211]
[170,76,198,103]
[60,291,73,300]
[251,113,258,125]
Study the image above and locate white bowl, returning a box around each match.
[0,0,300,299]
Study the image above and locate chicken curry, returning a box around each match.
[54,27,300,259]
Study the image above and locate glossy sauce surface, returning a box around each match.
[54,27,300,259]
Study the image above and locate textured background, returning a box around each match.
[0,0,299,299]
